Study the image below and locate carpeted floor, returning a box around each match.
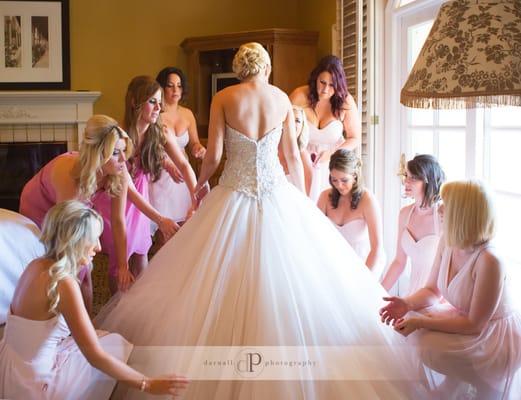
[91,238,161,316]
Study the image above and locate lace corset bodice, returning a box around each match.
[218,125,286,199]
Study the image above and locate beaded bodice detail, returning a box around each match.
[219,125,286,200]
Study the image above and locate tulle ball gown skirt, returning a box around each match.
[97,182,426,399]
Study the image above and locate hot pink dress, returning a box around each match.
[0,310,132,399]
[19,152,77,229]
[92,163,152,277]
[416,243,521,398]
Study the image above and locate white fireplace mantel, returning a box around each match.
[0,91,101,149]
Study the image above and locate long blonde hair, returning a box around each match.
[41,201,103,315]
[441,180,496,248]
[74,115,133,199]
[124,75,166,182]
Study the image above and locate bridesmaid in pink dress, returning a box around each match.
[380,180,521,399]
[18,114,135,314]
[93,76,199,294]
[317,149,385,277]
[0,201,188,399]
[381,154,445,295]
[149,67,207,240]
[290,55,361,202]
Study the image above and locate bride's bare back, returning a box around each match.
[217,80,290,140]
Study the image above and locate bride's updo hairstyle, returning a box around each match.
[232,42,271,81]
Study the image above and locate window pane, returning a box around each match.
[494,193,521,264]
[410,129,433,156]
[409,108,434,126]
[490,107,521,128]
[489,129,521,194]
[439,109,466,126]
[407,21,433,71]
[438,129,466,181]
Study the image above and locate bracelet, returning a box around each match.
[139,376,147,392]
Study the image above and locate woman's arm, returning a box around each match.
[109,174,134,291]
[196,93,225,191]
[58,277,188,395]
[317,189,330,214]
[163,128,198,208]
[380,207,410,290]
[185,108,206,159]
[404,250,504,335]
[361,191,384,271]
[339,94,361,151]
[300,149,313,195]
[281,102,305,193]
[126,174,179,238]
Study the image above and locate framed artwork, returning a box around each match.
[0,0,70,89]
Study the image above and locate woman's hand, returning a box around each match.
[379,296,409,325]
[313,150,331,167]
[117,266,135,292]
[191,143,206,159]
[393,317,420,337]
[157,216,180,241]
[165,160,184,183]
[194,182,210,205]
[145,374,189,397]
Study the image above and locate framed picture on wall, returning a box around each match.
[0,0,70,90]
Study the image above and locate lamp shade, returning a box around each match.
[401,0,521,109]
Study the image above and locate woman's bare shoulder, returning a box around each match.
[289,85,310,106]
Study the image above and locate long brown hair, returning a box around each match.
[328,149,364,210]
[124,75,166,182]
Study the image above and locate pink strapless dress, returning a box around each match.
[92,164,152,276]
[19,152,77,229]
[401,205,441,296]
[148,131,192,228]
[335,218,385,278]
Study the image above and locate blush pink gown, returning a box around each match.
[401,205,441,296]
[415,243,521,398]
[306,120,344,203]
[0,311,132,399]
[148,131,192,228]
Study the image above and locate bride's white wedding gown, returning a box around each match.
[97,125,425,399]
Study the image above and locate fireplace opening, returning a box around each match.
[0,142,67,212]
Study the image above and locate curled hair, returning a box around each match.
[307,55,349,119]
[41,201,103,315]
[124,75,166,182]
[441,180,495,248]
[407,154,445,208]
[156,66,188,102]
[232,42,271,81]
[293,106,309,151]
[74,115,133,199]
[328,149,364,209]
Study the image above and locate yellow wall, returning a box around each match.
[297,0,336,59]
[70,0,301,121]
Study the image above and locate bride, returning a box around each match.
[97,43,425,399]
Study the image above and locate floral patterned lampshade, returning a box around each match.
[400,0,521,109]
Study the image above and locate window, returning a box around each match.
[384,0,521,295]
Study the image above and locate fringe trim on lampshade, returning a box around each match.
[400,93,521,110]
